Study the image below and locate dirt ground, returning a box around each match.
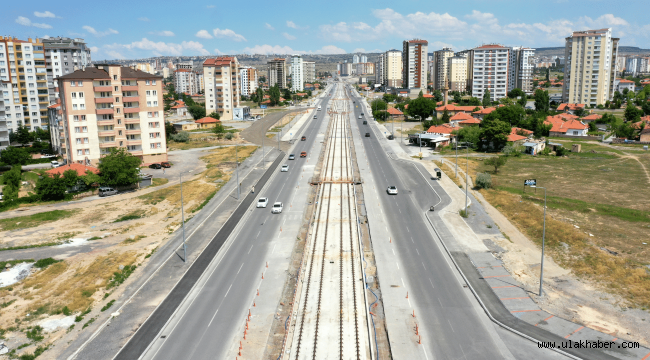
[0,145,257,358]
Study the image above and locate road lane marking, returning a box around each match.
[437,297,443,307]
[207,309,219,327]
[396,262,399,270]
[237,263,244,274]
[401,278,405,287]
[256,230,261,238]
[272,243,277,254]
[448,319,455,333]
[392,248,395,255]
[429,278,434,289]
[422,262,426,270]
[416,249,420,256]
[248,245,253,254]
[224,283,232,298]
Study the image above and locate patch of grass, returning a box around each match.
[24,326,44,342]
[192,190,216,213]
[114,210,146,223]
[122,235,146,244]
[56,232,80,241]
[106,264,137,290]
[152,178,169,186]
[34,258,61,270]
[144,247,158,259]
[0,210,77,231]
[0,259,35,271]
[459,209,469,218]
[87,236,102,241]
[62,306,71,316]
[1,299,16,308]
[0,242,60,252]
[74,307,91,322]
[101,299,115,312]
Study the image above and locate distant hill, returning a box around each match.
[535,46,650,57]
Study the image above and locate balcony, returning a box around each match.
[124,117,140,124]
[125,129,140,135]
[96,108,114,115]
[122,85,138,91]
[97,119,114,126]
[126,139,142,145]
[98,130,116,137]
[95,97,114,104]
[128,150,143,156]
[124,107,140,114]
[123,96,139,102]
[99,141,117,148]
[94,85,112,92]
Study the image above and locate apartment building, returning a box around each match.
[267,58,287,89]
[239,66,258,96]
[204,57,240,121]
[511,47,535,94]
[57,64,167,165]
[0,37,48,132]
[353,54,360,64]
[433,48,454,90]
[196,71,204,93]
[303,61,315,83]
[360,55,368,63]
[42,37,92,104]
[447,56,468,92]
[375,57,384,85]
[340,62,354,76]
[402,40,428,91]
[0,97,8,150]
[355,62,375,75]
[625,57,649,77]
[383,50,402,88]
[47,102,62,154]
[291,54,304,92]
[174,69,197,95]
[562,28,618,106]
[470,44,512,101]
[176,61,193,70]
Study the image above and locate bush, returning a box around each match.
[224,132,234,140]
[34,257,61,269]
[171,131,190,143]
[475,173,492,189]
[502,145,518,156]
[556,147,568,156]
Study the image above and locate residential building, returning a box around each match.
[375,58,384,85]
[0,97,7,150]
[174,69,197,95]
[624,57,648,77]
[355,62,375,75]
[267,58,286,88]
[383,50,402,88]
[616,55,626,74]
[511,47,535,94]
[471,44,512,101]
[447,56,468,92]
[303,61,315,83]
[196,71,204,93]
[562,28,619,107]
[0,37,48,132]
[614,78,635,93]
[47,102,63,154]
[402,40,428,91]
[340,62,354,76]
[56,64,167,165]
[162,67,170,79]
[433,48,454,90]
[239,66,258,96]
[176,61,193,70]
[545,115,588,136]
[204,57,241,121]
[360,55,367,63]
[131,62,154,74]
[353,54,360,64]
[42,37,92,104]
[291,54,304,92]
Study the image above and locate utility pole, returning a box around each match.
[532,185,547,297]
[236,144,240,200]
[180,170,192,263]
[262,131,265,167]
[464,146,469,213]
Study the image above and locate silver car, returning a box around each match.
[272,202,283,214]
[387,186,398,195]
[257,197,269,208]
[281,164,289,172]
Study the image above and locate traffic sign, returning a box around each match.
[260,105,267,109]
[524,179,536,186]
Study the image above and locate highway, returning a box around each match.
[117,87,334,360]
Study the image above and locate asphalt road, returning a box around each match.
[120,88,334,360]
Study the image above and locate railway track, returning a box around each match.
[289,84,370,359]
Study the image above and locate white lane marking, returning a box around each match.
[224,283,233,298]
[429,278,434,289]
[422,262,426,270]
[248,245,253,254]
[422,347,430,360]
[448,319,455,333]
[237,263,244,274]
[392,248,395,255]
[272,243,277,254]
[396,262,399,270]
[401,278,405,287]
[437,297,443,307]
[398,209,401,214]
[407,228,410,233]
[207,309,219,327]
[416,249,420,256]
[411,238,414,243]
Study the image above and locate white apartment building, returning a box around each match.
[625,57,648,77]
[42,37,92,104]
[303,61,315,83]
[383,50,402,88]
[291,54,304,92]
[433,48,454,90]
[57,65,167,165]
[204,57,240,121]
[360,55,368,63]
[447,56,468,92]
[353,55,360,64]
[0,37,48,133]
[0,97,8,150]
[239,66,258,96]
[174,69,197,95]
[402,39,428,91]
[511,47,535,94]
[267,58,287,88]
[375,58,384,85]
[471,44,512,101]
[562,28,619,106]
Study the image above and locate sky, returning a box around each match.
[5,0,650,60]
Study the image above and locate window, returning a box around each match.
[148,112,153,118]
[152,80,156,85]
[78,81,83,86]
[146,80,150,85]
[153,101,158,106]
[81,115,86,121]
[152,90,157,96]
[78,92,84,98]
[80,104,85,109]
[76,138,81,144]
[154,111,159,117]
[115,97,120,103]
[113,75,117,80]
[146,90,151,96]
[147,101,151,107]
[73,115,79,121]
[77,149,83,156]
[84,149,90,155]
[82,126,87,133]
[71,92,76,98]
[73,104,78,110]
[74,127,80,133]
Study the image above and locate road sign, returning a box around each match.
[260,105,267,109]
[524,179,536,186]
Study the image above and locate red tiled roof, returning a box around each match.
[387,108,403,115]
[175,69,190,73]
[408,39,428,44]
[46,163,100,177]
[459,117,481,125]
[545,116,587,133]
[618,79,635,83]
[261,100,271,104]
[632,116,650,129]
[423,94,434,98]
[195,117,220,124]
[427,124,455,134]
[557,113,578,121]
[507,133,528,142]
[510,127,533,136]
[581,114,602,121]
[450,112,474,121]
[475,44,508,49]
[171,100,187,109]
[47,103,61,109]
[473,107,497,115]
[557,103,585,111]
[203,57,235,67]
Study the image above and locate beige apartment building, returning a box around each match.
[267,58,287,88]
[303,61,315,83]
[383,50,402,88]
[174,69,197,95]
[239,66,258,96]
[402,39,428,91]
[433,48,454,90]
[470,44,512,101]
[447,55,468,92]
[204,57,240,121]
[562,28,618,106]
[57,65,167,165]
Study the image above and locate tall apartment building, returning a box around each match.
[340,62,354,76]
[174,69,197,95]
[303,61,315,83]
[375,58,384,85]
[291,55,304,92]
[402,40,428,91]
[0,37,48,132]
[56,65,167,165]
[0,97,8,150]
[360,55,368,63]
[42,37,92,104]
[267,58,286,88]
[204,57,240,121]
[239,66,258,96]
[196,71,204,93]
[625,57,648,77]
[562,28,618,106]
[353,54,359,64]
[447,56,468,92]
[382,50,402,88]
[176,61,193,70]
[470,44,512,101]
[433,48,454,90]
[511,47,535,94]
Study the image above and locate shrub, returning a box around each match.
[171,131,190,143]
[34,258,61,269]
[224,132,234,140]
[556,147,568,156]
[475,173,492,189]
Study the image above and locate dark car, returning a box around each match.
[365,133,370,137]
[387,134,394,140]
[149,163,162,169]
[161,162,171,168]
[363,121,367,125]
[301,136,306,141]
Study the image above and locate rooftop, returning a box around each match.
[46,163,99,177]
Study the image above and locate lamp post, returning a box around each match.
[464,145,468,212]
[180,170,192,263]
[235,144,240,200]
[531,185,547,297]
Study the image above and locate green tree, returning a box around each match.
[615,122,635,139]
[532,80,539,88]
[382,93,397,103]
[370,99,387,112]
[517,94,527,107]
[269,85,281,106]
[212,124,226,134]
[373,110,389,121]
[16,125,32,145]
[418,90,424,98]
[642,101,650,116]
[440,109,451,123]
[1,165,22,201]
[482,90,491,107]
[534,89,550,113]
[484,156,508,174]
[188,105,206,120]
[207,111,220,120]
[407,97,435,121]
[454,125,481,146]
[0,146,32,165]
[165,122,177,140]
[36,173,67,201]
[80,170,101,189]
[480,116,511,150]
[98,148,142,187]
[624,104,642,122]
[432,90,443,102]
[545,68,550,82]
[484,105,526,127]
[62,169,79,189]
[255,87,264,106]
[573,108,587,117]
[508,88,525,99]
[467,97,481,106]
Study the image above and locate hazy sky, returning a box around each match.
[6,0,649,60]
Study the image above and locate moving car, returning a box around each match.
[281,164,289,172]
[387,186,398,195]
[161,162,171,168]
[300,151,307,157]
[363,121,367,125]
[358,115,362,119]
[365,133,370,137]
[317,106,322,111]
[257,197,269,208]
[272,202,283,214]
[288,154,295,160]
[301,136,306,141]
[314,115,317,119]
[361,113,364,116]
[149,163,162,169]
[99,187,118,197]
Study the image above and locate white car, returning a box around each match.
[257,197,269,208]
[281,164,289,172]
[358,115,362,119]
[387,186,398,195]
[272,202,283,214]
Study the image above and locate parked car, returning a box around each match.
[363,121,367,125]
[301,136,306,141]
[50,161,61,168]
[149,163,162,169]
[365,133,370,137]
[387,186,398,195]
[257,197,269,208]
[288,154,295,160]
[300,151,307,157]
[358,115,362,119]
[281,164,289,172]
[99,187,118,197]
[161,162,171,168]
[272,202,283,214]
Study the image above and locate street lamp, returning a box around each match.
[530,185,547,297]
[235,143,240,200]
[180,170,193,263]
[464,145,468,212]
